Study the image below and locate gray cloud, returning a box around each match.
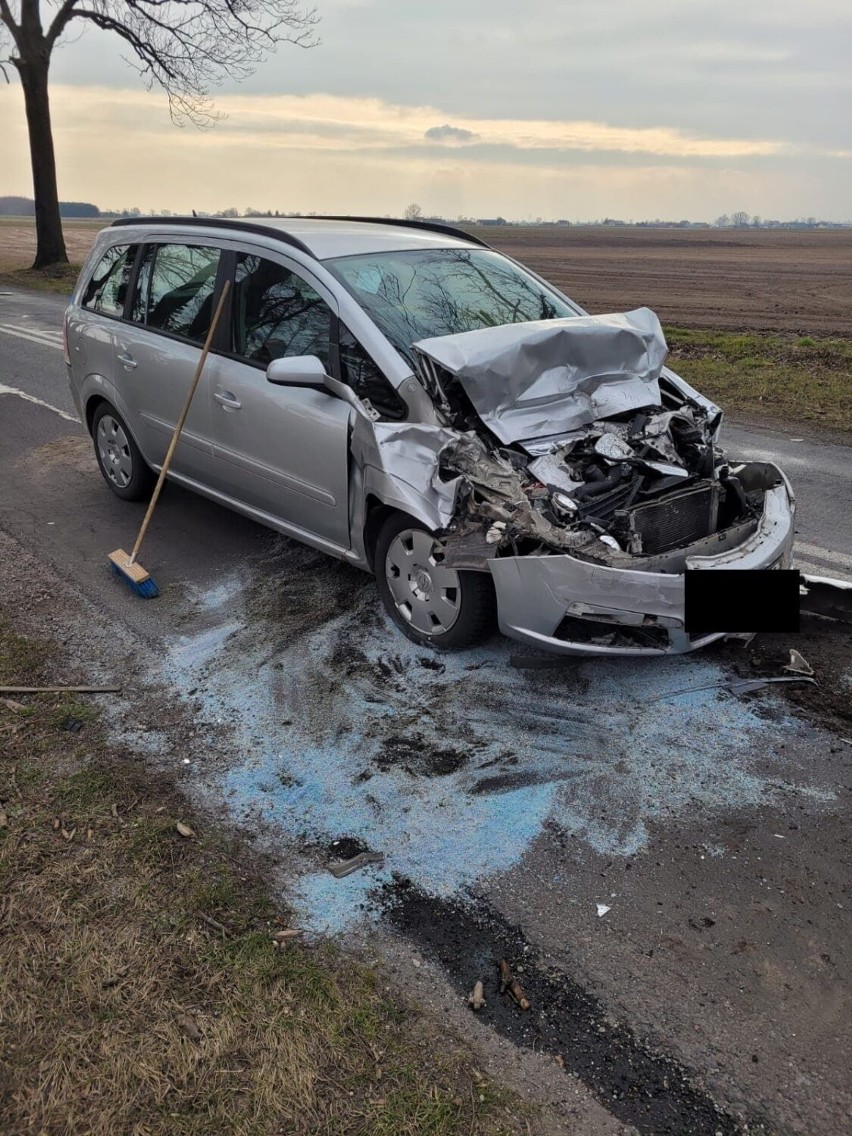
[424,123,480,144]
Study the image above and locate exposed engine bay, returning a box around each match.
[411,309,785,570]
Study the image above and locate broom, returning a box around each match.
[109,279,231,597]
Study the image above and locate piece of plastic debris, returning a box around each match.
[498,959,530,1010]
[468,980,486,1010]
[725,632,756,647]
[271,928,302,949]
[60,717,84,734]
[648,675,817,702]
[485,521,506,545]
[182,758,191,765]
[596,904,611,917]
[175,821,195,838]
[783,648,814,676]
[328,851,385,878]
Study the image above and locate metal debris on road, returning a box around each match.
[648,675,817,702]
[468,980,486,1010]
[498,959,530,1010]
[328,851,385,878]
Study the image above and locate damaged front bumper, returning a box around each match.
[488,480,795,657]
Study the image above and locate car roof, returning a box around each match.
[109,215,486,261]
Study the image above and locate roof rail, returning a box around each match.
[108,213,490,255]
[109,215,315,257]
[292,215,491,248]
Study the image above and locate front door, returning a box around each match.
[207,252,352,550]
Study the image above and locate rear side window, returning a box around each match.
[231,253,332,367]
[82,244,137,316]
[131,244,221,343]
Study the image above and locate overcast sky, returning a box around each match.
[2,0,850,219]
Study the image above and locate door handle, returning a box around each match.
[117,351,137,370]
[214,391,242,410]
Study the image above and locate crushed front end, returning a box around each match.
[412,309,795,656]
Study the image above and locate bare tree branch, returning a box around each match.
[41,0,320,125]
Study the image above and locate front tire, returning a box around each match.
[374,513,495,649]
[92,403,155,502]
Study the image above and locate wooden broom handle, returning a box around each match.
[130,279,231,564]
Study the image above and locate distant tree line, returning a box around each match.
[1,197,846,230]
[0,196,99,217]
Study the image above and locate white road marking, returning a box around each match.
[794,541,852,572]
[0,323,63,350]
[0,383,79,423]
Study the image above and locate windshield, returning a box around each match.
[326,247,579,364]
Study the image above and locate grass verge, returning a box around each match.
[0,261,81,295]
[666,327,852,434]
[0,618,518,1136]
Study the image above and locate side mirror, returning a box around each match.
[266,355,328,390]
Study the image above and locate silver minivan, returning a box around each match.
[65,216,795,656]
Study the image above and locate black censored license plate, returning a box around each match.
[684,569,800,633]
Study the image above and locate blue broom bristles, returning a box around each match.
[110,561,160,598]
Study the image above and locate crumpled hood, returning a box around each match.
[414,307,669,444]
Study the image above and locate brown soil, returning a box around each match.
[476,226,852,336]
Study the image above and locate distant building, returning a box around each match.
[476,217,508,226]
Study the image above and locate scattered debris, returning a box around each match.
[468,980,486,1010]
[498,959,530,1010]
[725,632,756,648]
[596,904,611,918]
[197,912,230,937]
[784,648,814,676]
[649,675,817,702]
[175,821,195,838]
[61,827,76,842]
[271,928,303,950]
[60,716,84,734]
[0,685,121,694]
[328,851,385,878]
[0,698,27,713]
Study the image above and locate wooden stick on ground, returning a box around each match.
[0,685,122,694]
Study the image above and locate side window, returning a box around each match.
[338,323,407,420]
[232,253,331,367]
[82,244,137,317]
[132,244,221,343]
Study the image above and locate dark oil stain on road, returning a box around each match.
[384,880,766,1136]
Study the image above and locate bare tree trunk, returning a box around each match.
[18,52,68,269]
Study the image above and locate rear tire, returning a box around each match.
[92,403,155,502]
[375,513,495,649]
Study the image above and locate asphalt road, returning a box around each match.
[2,286,851,1135]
